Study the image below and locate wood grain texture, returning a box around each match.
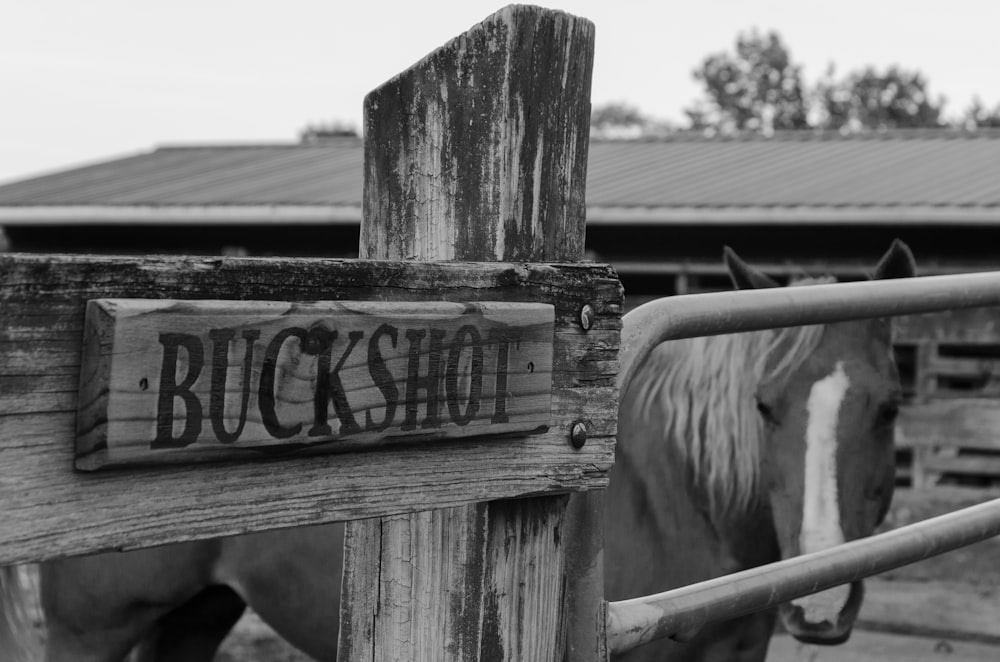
[479,496,569,662]
[898,399,1000,451]
[0,254,621,565]
[344,6,600,661]
[75,299,554,470]
[339,498,572,662]
[339,505,490,662]
[892,308,1000,486]
[559,490,608,661]
[361,4,594,263]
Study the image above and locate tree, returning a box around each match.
[685,29,809,134]
[299,120,359,143]
[961,97,1000,129]
[686,31,954,134]
[590,102,646,138]
[590,102,674,139]
[816,65,944,132]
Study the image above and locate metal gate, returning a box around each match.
[609,273,1000,655]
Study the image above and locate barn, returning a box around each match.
[3,129,1000,310]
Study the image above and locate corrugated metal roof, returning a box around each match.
[585,131,1000,209]
[2,131,999,221]
[0,140,363,206]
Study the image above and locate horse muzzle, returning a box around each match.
[778,580,864,645]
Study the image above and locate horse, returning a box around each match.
[0,524,344,661]
[606,239,916,661]
[0,241,916,661]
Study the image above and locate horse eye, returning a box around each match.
[876,402,900,427]
[756,399,778,424]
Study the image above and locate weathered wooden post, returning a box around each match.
[0,4,619,661]
[340,5,609,660]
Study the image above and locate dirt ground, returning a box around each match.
[768,631,1000,662]
[215,611,312,662]
[875,486,1000,587]
[212,486,1000,661]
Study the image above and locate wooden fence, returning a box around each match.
[896,308,1000,488]
[0,7,618,660]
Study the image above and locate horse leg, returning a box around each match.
[131,586,246,662]
[40,540,221,662]
[213,522,344,661]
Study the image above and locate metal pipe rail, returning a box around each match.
[620,270,1000,395]
[607,497,1000,655]
[610,270,1000,654]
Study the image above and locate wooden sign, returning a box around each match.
[77,299,554,470]
[0,253,619,563]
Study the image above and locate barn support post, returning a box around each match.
[337,5,603,661]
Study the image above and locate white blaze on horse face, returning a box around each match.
[793,361,850,625]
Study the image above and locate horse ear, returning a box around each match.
[724,246,780,290]
[872,239,917,280]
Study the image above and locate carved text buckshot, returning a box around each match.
[76,299,554,470]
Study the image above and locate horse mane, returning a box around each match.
[630,277,833,518]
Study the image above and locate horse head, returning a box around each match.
[725,240,916,644]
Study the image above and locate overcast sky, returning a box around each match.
[2,0,998,184]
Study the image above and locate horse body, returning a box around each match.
[0,243,915,662]
[24,523,343,662]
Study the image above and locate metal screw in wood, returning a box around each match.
[579,304,595,331]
